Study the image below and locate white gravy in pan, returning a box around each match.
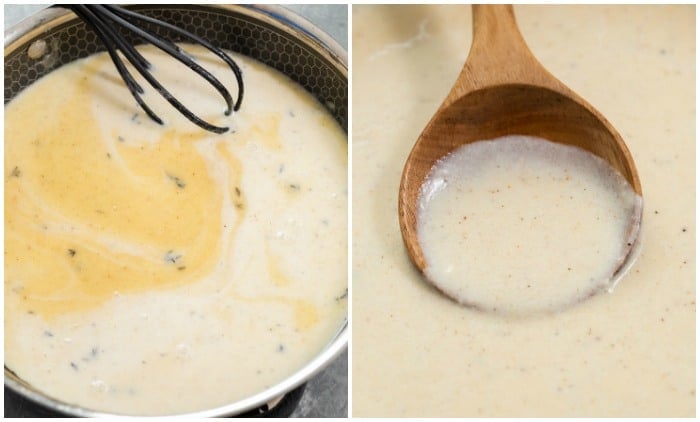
[5,45,347,415]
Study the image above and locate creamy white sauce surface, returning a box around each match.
[417,135,639,314]
[353,5,694,417]
[5,45,347,415]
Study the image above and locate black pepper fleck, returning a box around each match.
[335,288,348,301]
[164,250,182,264]
[167,174,186,189]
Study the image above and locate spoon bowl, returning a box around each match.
[398,5,643,306]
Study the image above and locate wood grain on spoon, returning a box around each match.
[398,4,642,273]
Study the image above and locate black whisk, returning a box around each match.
[64,4,244,134]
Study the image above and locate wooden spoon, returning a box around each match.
[398,5,643,305]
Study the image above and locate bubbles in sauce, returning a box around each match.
[417,135,640,314]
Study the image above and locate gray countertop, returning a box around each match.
[3,4,348,418]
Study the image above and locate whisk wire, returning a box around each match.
[65,5,244,134]
[105,5,244,112]
[84,5,228,133]
[69,5,162,125]
[94,5,234,117]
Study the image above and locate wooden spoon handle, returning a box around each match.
[445,5,567,104]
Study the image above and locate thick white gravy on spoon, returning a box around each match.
[417,135,640,315]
